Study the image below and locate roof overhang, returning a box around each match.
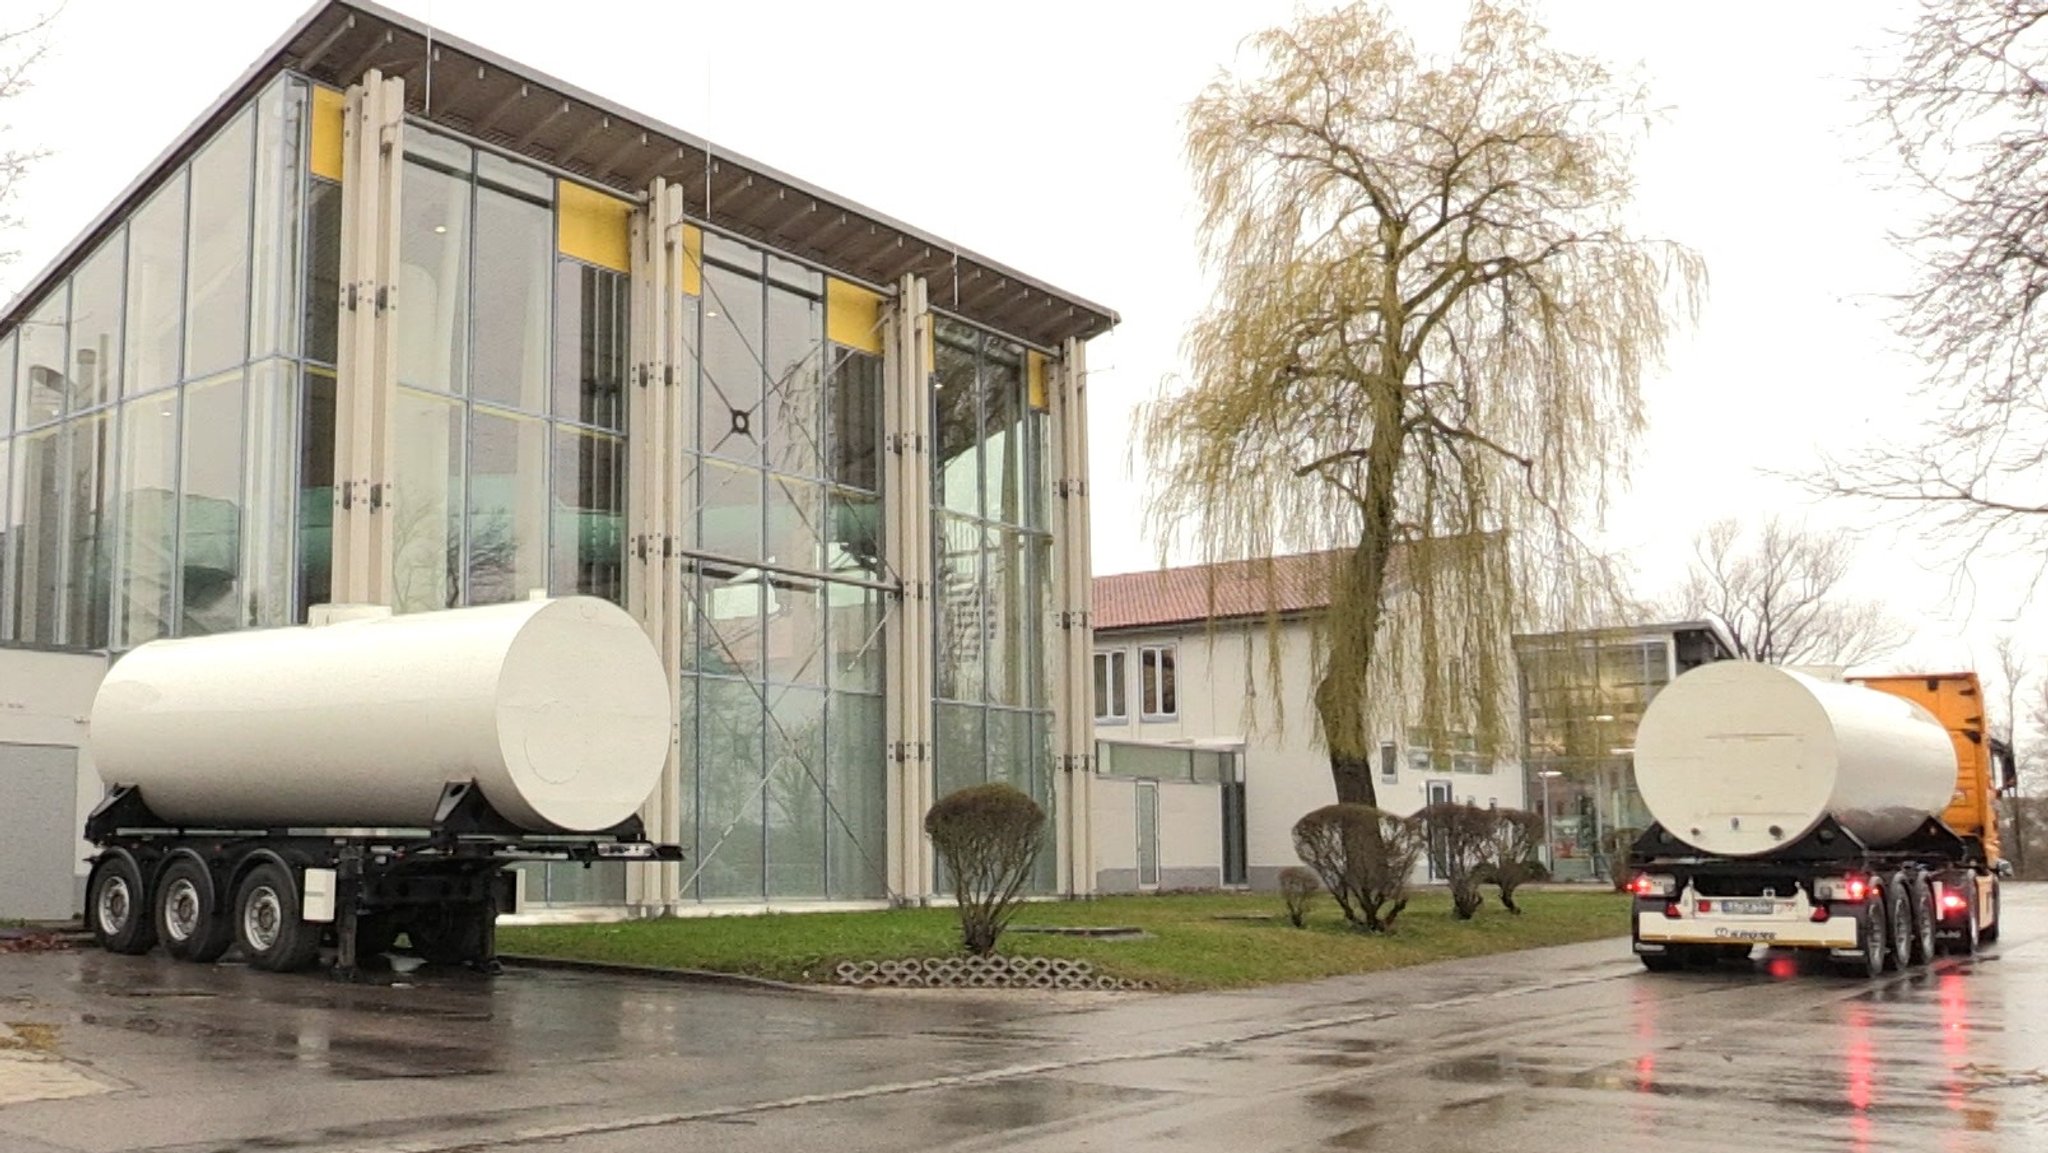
[4,0,1118,350]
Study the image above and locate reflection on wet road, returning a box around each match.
[0,886,2042,1152]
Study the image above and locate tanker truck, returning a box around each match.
[81,596,681,974]
[1626,662,2013,977]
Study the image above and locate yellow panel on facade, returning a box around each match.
[826,278,883,354]
[558,181,633,273]
[310,85,345,181]
[680,224,702,297]
[1027,351,1050,411]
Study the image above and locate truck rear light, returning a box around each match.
[1816,875,1869,903]
[1632,873,1677,898]
[1663,902,1682,919]
[1697,899,1712,912]
[1811,906,1830,923]
[1941,893,1968,913]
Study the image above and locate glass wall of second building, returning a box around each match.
[1519,637,1671,881]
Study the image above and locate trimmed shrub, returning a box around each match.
[925,784,1047,955]
[1486,809,1546,914]
[1420,802,1496,919]
[1278,866,1320,927]
[1292,804,1424,932]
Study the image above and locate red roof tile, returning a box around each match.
[1093,552,1344,631]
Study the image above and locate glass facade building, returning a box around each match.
[0,1,1114,912]
[1514,622,1737,881]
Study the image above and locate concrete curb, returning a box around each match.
[496,953,820,995]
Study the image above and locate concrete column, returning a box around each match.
[1050,337,1096,896]
[331,70,404,607]
[882,275,934,904]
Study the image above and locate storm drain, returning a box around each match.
[834,955,1151,991]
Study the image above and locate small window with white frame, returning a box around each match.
[1093,650,1128,723]
[1379,741,1399,784]
[1140,644,1177,720]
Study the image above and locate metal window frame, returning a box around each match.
[1093,649,1128,724]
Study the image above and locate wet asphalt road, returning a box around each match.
[1,886,2043,1153]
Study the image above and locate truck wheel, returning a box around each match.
[1884,881,1913,972]
[1639,949,1685,973]
[88,853,158,956]
[354,914,399,959]
[155,858,232,964]
[234,863,320,972]
[1906,876,1936,967]
[1980,880,2001,944]
[405,905,489,966]
[1836,901,1888,978]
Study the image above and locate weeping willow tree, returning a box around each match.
[1140,0,1702,807]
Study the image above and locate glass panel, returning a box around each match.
[933,323,978,517]
[825,488,882,584]
[827,584,884,693]
[543,859,625,905]
[697,677,764,900]
[700,460,761,562]
[251,77,304,360]
[0,441,8,638]
[1094,653,1113,721]
[124,177,186,396]
[1138,784,1160,887]
[57,414,113,647]
[987,708,1028,793]
[986,529,1028,707]
[827,348,880,491]
[243,360,297,628]
[676,677,699,899]
[1031,712,1056,892]
[7,427,62,642]
[68,235,125,411]
[550,427,623,602]
[180,374,244,637]
[698,566,763,679]
[471,187,551,413]
[390,388,462,612]
[700,263,763,462]
[764,283,823,478]
[476,151,550,200]
[934,702,985,801]
[302,180,342,365]
[702,232,761,273]
[116,392,180,648]
[468,407,547,605]
[298,369,335,620]
[766,253,821,293]
[1029,533,1052,710]
[934,515,984,702]
[1027,409,1051,531]
[405,126,472,171]
[398,161,471,395]
[184,109,255,380]
[764,575,825,687]
[552,261,626,429]
[981,339,1025,526]
[15,289,67,429]
[764,683,826,899]
[826,690,886,899]
[765,473,822,573]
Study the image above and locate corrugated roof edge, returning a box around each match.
[2,0,1120,342]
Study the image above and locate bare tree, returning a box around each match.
[1669,516,1908,667]
[1819,1,2048,570]
[1139,1,1702,805]
[0,11,52,275]
[1992,635,2030,875]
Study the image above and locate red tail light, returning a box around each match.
[1811,906,1830,923]
[1630,874,1657,896]
[1663,902,1681,919]
[1846,877,1868,902]
[1941,893,1968,912]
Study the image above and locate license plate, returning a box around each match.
[1718,899,1777,915]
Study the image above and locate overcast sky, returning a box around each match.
[5,0,2043,697]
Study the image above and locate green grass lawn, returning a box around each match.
[496,889,1630,992]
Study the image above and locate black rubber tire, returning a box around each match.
[405,904,490,966]
[87,853,158,956]
[1840,901,1888,979]
[1639,950,1685,973]
[1907,875,1936,967]
[1980,880,2001,944]
[154,858,233,964]
[233,863,320,972]
[353,914,400,960]
[1884,881,1913,972]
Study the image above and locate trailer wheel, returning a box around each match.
[87,853,157,956]
[155,858,232,964]
[1980,880,2001,944]
[1835,900,1888,979]
[1884,880,1913,972]
[354,914,399,959]
[234,863,320,972]
[405,904,489,966]
[1906,875,1936,967]
[1948,888,1981,956]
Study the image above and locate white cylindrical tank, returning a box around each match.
[91,597,671,833]
[1634,661,1957,857]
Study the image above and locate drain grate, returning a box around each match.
[834,955,1151,991]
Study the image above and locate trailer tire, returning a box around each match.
[155,858,232,964]
[1639,951,1685,973]
[354,914,399,960]
[406,904,489,967]
[234,863,320,972]
[1836,901,1888,979]
[1906,875,1936,967]
[87,853,157,956]
[1884,880,1913,972]
[1980,880,2001,944]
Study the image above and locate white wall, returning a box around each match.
[1093,615,1525,888]
[1092,776,1223,892]
[0,648,110,915]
